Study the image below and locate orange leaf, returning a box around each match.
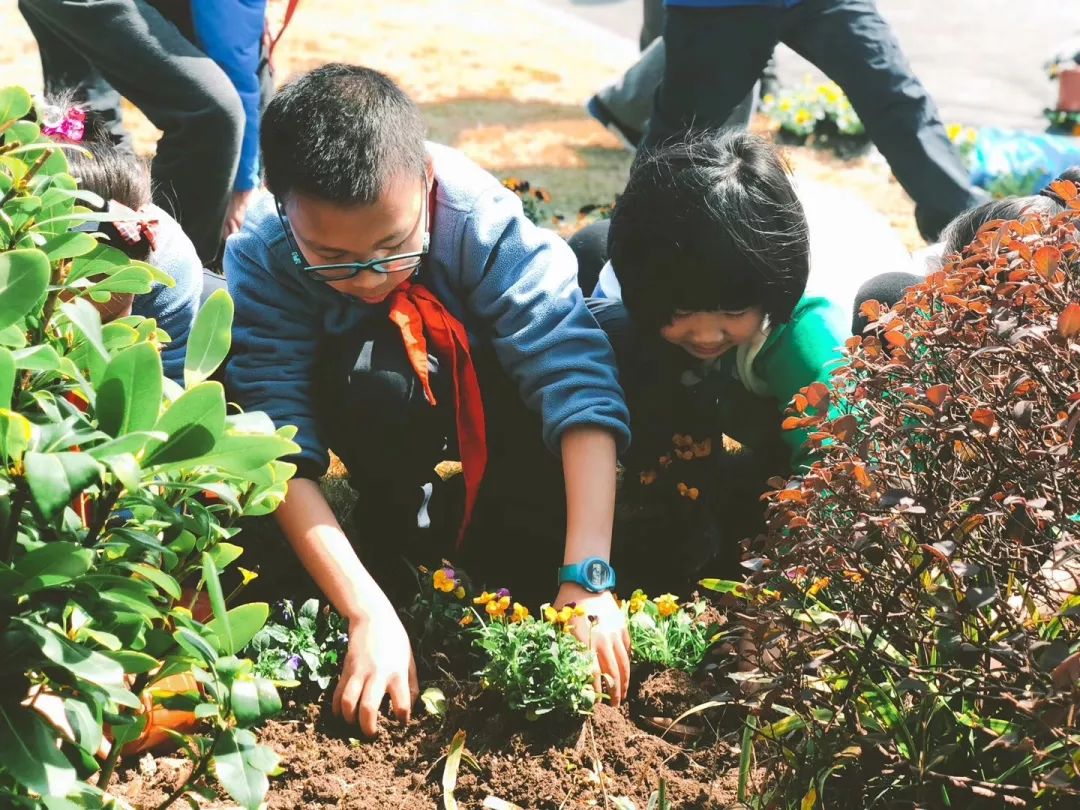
[859,299,882,321]
[853,464,873,489]
[786,516,809,529]
[781,416,807,431]
[1048,179,1078,202]
[884,330,908,348]
[792,393,808,414]
[926,384,950,407]
[971,408,996,430]
[778,489,805,503]
[805,382,831,410]
[1058,302,1080,338]
[831,414,857,443]
[1033,246,1062,280]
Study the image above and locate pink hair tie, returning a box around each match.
[108,201,159,252]
[40,104,86,143]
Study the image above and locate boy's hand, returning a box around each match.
[556,583,631,707]
[332,601,419,737]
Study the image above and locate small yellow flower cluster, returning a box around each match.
[433,566,464,598]
[654,593,679,618]
[627,589,648,614]
[475,590,512,619]
[807,576,831,598]
[543,602,586,628]
[676,482,700,501]
[672,433,710,461]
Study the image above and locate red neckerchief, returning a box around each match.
[385,184,487,548]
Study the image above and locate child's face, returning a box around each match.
[659,307,766,361]
[283,163,432,305]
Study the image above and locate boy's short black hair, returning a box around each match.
[608,131,809,333]
[261,63,427,204]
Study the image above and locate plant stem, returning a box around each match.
[83,484,122,548]
[0,149,51,212]
[1,485,26,564]
[152,727,224,810]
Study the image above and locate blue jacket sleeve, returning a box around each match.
[454,187,631,455]
[191,0,266,192]
[224,226,328,478]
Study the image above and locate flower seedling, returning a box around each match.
[247,598,348,690]
[470,589,598,719]
[624,590,720,673]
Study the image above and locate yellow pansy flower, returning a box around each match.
[654,593,679,618]
[510,602,530,623]
[628,589,648,615]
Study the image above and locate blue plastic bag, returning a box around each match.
[969,128,1080,191]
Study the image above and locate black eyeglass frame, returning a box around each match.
[275,180,431,281]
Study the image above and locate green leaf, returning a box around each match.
[107,713,147,749]
[184,288,233,388]
[11,618,126,687]
[0,407,33,464]
[0,248,50,330]
[162,432,299,475]
[173,627,219,666]
[96,342,162,438]
[255,677,282,718]
[63,696,103,756]
[442,729,467,810]
[12,541,93,594]
[101,649,161,675]
[201,552,234,654]
[85,430,167,461]
[208,603,269,653]
[0,704,77,797]
[0,346,13,408]
[230,678,262,727]
[42,232,98,262]
[213,728,277,810]
[65,243,136,285]
[24,450,102,519]
[143,382,226,466]
[60,299,109,378]
[208,541,244,571]
[13,343,63,371]
[125,561,182,600]
[98,452,141,492]
[0,86,33,125]
[421,686,447,718]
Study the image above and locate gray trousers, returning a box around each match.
[646,0,985,241]
[19,0,245,263]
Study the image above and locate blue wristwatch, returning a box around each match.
[558,557,616,593]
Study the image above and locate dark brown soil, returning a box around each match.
[108,676,741,809]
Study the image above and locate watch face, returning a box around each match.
[587,560,608,588]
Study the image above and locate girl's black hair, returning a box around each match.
[261,63,427,204]
[608,131,809,334]
[31,95,153,260]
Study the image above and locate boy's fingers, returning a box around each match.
[597,642,622,707]
[615,635,632,699]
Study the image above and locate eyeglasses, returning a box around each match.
[276,181,430,282]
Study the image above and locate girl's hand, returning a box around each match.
[332,601,419,737]
[556,583,631,706]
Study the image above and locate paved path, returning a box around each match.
[539,0,1078,131]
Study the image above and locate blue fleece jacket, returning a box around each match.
[191,0,266,192]
[133,204,203,385]
[224,143,630,478]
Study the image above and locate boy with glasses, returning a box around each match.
[224,64,631,737]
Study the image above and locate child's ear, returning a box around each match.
[424,153,435,187]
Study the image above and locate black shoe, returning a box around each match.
[587,94,643,150]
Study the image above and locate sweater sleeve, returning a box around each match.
[455,187,630,455]
[756,298,848,470]
[224,227,327,479]
[191,0,266,192]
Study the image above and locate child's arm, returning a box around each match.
[275,479,418,737]
[556,426,631,706]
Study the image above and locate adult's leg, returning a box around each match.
[567,219,610,296]
[644,5,779,149]
[640,0,664,51]
[784,0,985,241]
[18,0,131,151]
[594,39,664,144]
[25,0,243,263]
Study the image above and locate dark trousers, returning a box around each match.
[646,0,986,241]
[310,318,568,610]
[19,0,245,263]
